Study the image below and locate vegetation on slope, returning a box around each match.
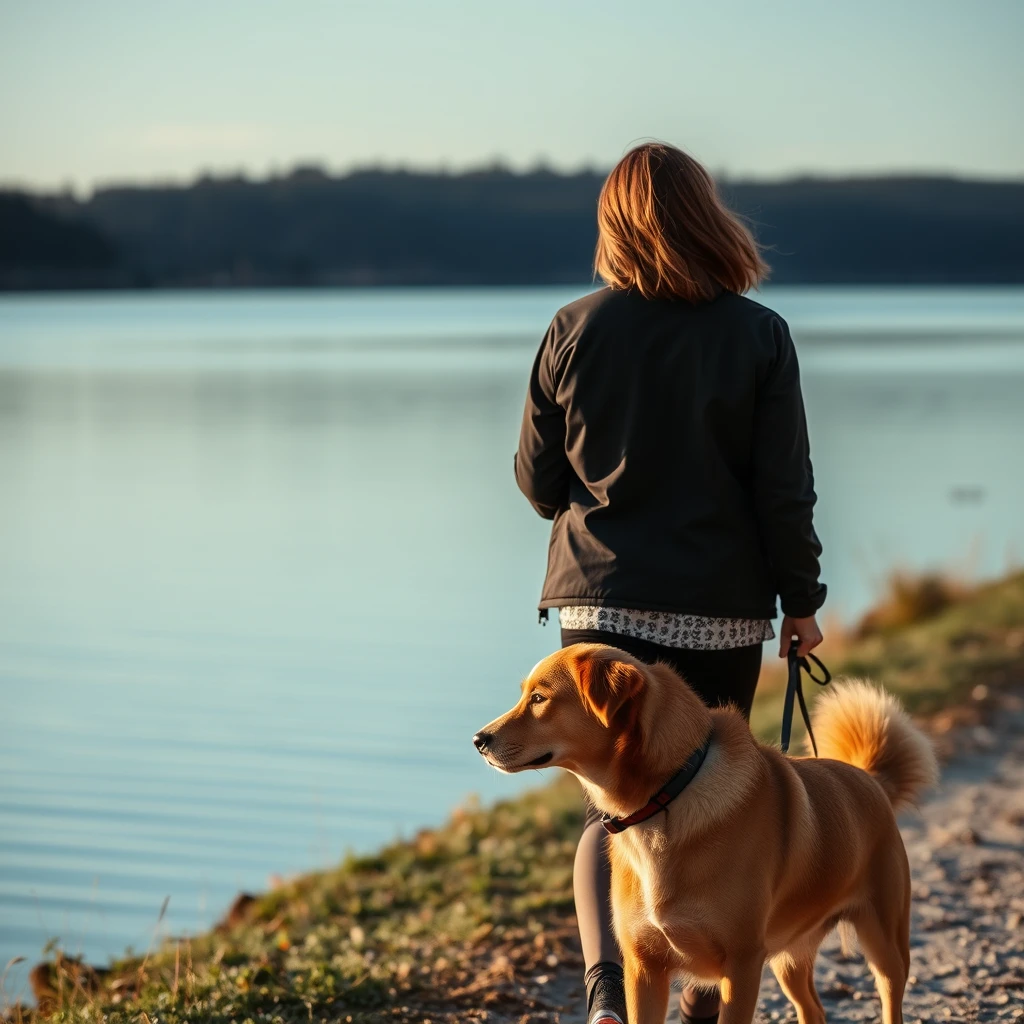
[6,571,1024,1023]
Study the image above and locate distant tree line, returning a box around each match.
[2,167,1023,289]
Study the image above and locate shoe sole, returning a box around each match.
[589,1014,624,1024]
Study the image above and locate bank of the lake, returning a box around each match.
[4,287,1024,983]
[9,570,1024,1024]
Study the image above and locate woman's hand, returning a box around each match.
[779,614,823,659]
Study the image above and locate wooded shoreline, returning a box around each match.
[4,170,1024,291]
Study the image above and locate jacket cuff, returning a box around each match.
[780,584,827,619]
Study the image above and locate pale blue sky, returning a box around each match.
[1,0,1021,191]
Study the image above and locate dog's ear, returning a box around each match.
[573,649,647,727]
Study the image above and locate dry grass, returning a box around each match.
[752,570,1024,750]
[855,568,972,638]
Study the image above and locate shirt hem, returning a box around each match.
[538,595,779,619]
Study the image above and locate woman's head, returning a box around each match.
[594,142,767,303]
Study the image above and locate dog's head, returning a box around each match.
[472,643,648,775]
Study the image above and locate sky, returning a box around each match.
[1,0,1022,192]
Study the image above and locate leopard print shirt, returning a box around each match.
[558,606,774,650]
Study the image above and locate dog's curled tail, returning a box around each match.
[810,680,939,810]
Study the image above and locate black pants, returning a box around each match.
[560,628,763,829]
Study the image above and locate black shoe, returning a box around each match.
[585,962,627,1024]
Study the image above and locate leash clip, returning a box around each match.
[781,647,832,756]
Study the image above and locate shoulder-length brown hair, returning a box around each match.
[594,142,768,303]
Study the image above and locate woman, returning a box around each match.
[514,142,826,1024]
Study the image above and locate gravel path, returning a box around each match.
[551,688,1024,1023]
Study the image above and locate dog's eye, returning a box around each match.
[529,692,548,705]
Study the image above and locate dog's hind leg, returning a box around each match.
[770,951,825,1024]
[850,909,907,1024]
[622,954,670,1024]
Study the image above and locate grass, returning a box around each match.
[751,569,1024,745]
[854,568,972,638]
[6,571,1024,1024]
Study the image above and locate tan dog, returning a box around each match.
[474,643,938,1024]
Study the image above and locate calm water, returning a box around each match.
[2,286,1024,1001]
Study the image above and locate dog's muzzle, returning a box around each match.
[473,731,553,771]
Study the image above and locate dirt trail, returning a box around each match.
[538,690,1024,1023]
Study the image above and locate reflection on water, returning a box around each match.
[2,286,1023,1001]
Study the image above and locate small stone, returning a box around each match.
[972,725,996,748]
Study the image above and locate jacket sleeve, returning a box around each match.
[514,325,571,520]
[752,317,827,618]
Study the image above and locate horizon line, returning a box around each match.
[3,158,1024,200]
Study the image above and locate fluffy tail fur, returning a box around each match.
[809,680,939,810]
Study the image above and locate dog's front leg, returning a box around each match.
[623,951,670,1024]
[717,948,765,1024]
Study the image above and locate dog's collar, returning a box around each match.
[601,731,713,835]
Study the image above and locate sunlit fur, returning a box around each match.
[809,679,939,810]
[475,644,938,1024]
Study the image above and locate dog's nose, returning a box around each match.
[473,731,492,753]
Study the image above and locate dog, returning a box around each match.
[473,643,938,1024]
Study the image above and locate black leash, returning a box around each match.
[781,646,832,755]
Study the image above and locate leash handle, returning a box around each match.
[782,646,832,756]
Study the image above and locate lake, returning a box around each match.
[2,286,1024,1002]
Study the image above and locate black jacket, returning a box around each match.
[515,287,826,620]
